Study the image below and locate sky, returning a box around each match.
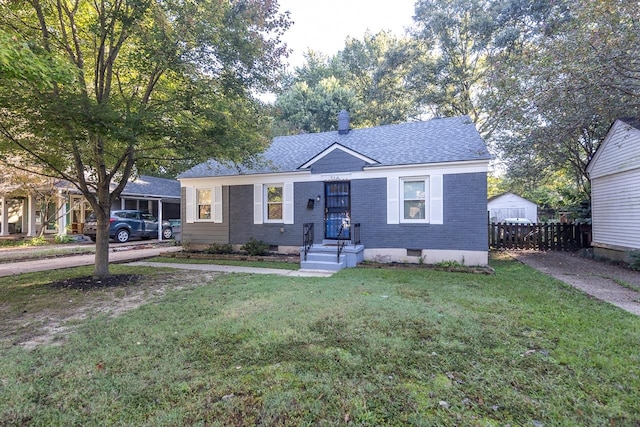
[277,0,417,69]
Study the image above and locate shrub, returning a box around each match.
[241,238,269,256]
[434,260,464,268]
[54,234,75,244]
[26,236,49,246]
[205,243,233,254]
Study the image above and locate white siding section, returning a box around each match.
[185,187,195,223]
[591,169,640,250]
[387,177,399,224]
[429,175,443,225]
[588,119,640,252]
[283,182,294,224]
[588,121,640,179]
[253,184,263,224]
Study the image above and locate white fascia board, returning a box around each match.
[362,160,490,177]
[120,194,169,201]
[298,143,379,169]
[179,159,489,187]
[179,171,309,187]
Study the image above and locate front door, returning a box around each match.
[325,181,350,239]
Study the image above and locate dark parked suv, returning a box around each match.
[83,210,173,243]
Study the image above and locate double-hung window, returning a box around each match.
[185,186,222,223]
[401,178,428,222]
[265,185,283,222]
[253,183,294,225]
[197,189,212,220]
[387,175,443,225]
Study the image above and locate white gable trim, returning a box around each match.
[298,143,379,169]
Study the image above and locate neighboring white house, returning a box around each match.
[586,118,640,262]
[488,192,538,223]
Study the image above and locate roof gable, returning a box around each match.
[299,143,378,169]
[488,192,537,206]
[587,119,640,179]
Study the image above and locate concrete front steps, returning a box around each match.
[300,243,364,272]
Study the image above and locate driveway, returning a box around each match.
[0,241,181,277]
[510,250,640,316]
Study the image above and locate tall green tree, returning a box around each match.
[492,0,640,202]
[0,0,290,278]
[338,31,419,127]
[409,0,567,138]
[275,31,417,134]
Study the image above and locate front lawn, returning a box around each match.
[0,256,639,425]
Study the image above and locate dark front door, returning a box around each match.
[325,181,350,239]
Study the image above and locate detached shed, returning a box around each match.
[488,192,538,223]
[586,118,640,262]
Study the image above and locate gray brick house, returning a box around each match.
[178,112,492,268]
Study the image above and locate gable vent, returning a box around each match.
[338,110,350,135]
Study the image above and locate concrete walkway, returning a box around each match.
[0,245,184,277]
[129,261,334,277]
[0,245,333,278]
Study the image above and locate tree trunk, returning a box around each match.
[92,185,112,280]
[93,212,111,279]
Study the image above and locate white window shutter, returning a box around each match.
[283,182,294,224]
[253,184,263,224]
[213,186,223,223]
[387,177,399,224]
[430,175,443,224]
[185,187,195,223]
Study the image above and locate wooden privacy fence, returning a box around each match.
[489,222,592,251]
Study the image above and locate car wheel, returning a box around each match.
[162,227,173,239]
[115,229,130,243]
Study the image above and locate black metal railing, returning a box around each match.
[303,223,314,261]
[336,222,361,263]
[336,223,347,263]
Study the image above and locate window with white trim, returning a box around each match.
[387,175,443,225]
[254,183,294,225]
[401,178,428,222]
[265,185,283,222]
[185,186,222,224]
[197,189,212,220]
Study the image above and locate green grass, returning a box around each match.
[1,256,639,425]
[149,256,300,270]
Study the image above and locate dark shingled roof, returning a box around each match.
[122,175,180,199]
[179,115,491,179]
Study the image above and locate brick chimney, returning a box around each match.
[338,110,350,135]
